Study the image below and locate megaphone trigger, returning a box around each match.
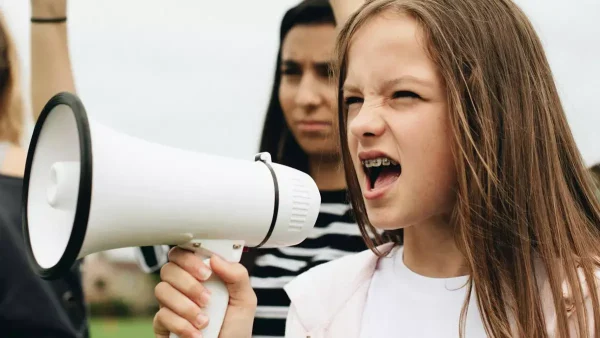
[178,239,246,264]
[173,239,246,337]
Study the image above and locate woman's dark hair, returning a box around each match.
[258,0,336,174]
[0,12,24,145]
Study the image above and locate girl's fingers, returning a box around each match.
[154,281,210,331]
[153,306,203,338]
[160,262,211,308]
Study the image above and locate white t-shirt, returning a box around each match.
[359,246,488,337]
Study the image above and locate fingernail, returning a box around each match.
[199,266,212,280]
[199,259,212,280]
[196,313,208,327]
[199,290,211,306]
[192,333,203,338]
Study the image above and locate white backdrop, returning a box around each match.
[0,0,599,261]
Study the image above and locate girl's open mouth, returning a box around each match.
[362,157,401,198]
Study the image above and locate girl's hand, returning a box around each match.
[153,247,257,338]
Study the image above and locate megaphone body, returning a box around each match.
[22,92,321,338]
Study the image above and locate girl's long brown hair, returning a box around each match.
[334,0,600,337]
[0,12,24,145]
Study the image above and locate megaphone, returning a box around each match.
[22,92,321,338]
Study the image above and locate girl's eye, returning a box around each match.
[393,90,421,99]
[344,96,363,106]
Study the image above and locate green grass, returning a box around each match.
[89,317,154,338]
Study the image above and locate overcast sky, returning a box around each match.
[1,0,598,261]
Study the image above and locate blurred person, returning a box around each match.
[152,0,600,337]
[0,0,88,336]
[136,0,368,337]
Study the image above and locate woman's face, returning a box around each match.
[279,23,338,159]
[342,12,457,230]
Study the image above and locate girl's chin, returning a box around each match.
[367,210,417,229]
[369,220,408,231]
[365,207,414,231]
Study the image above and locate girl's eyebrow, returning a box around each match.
[343,75,435,94]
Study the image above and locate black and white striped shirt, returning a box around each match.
[250,190,366,337]
[135,190,366,338]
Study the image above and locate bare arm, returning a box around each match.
[30,0,75,120]
[0,146,26,177]
[329,0,366,28]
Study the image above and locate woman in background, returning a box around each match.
[136,1,368,337]
[0,0,88,336]
[245,1,368,335]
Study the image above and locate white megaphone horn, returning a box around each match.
[22,92,321,338]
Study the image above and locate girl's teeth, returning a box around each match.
[362,157,398,167]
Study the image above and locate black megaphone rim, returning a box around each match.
[21,92,93,280]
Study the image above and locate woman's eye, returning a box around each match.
[315,64,333,79]
[344,96,363,106]
[281,68,301,76]
[392,90,421,99]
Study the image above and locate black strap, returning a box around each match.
[254,155,279,248]
[31,17,67,23]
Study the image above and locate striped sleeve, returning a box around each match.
[134,245,170,274]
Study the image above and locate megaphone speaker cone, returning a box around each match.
[22,92,93,280]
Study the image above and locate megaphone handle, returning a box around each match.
[169,254,230,338]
